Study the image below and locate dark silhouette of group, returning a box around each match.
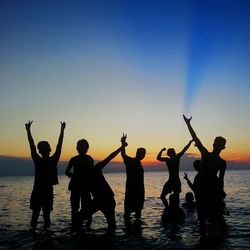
[25,115,228,239]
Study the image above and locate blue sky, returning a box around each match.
[1,0,250,164]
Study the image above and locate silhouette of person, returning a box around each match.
[86,135,128,232]
[156,140,193,208]
[184,159,201,193]
[121,134,146,222]
[183,115,227,238]
[182,192,196,211]
[161,193,186,224]
[65,139,94,230]
[25,121,66,230]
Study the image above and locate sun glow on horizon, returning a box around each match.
[1,1,250,175]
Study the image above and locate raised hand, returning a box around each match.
[121,133,128,147]
[161,147,166,151]
[60,121,66,130]
[183,114,192,123]
[25,121,33,130]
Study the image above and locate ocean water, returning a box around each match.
[0,170,249,249]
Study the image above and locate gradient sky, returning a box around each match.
[1,0,250,164]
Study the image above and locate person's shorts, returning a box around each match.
[161,179,181,195]
[91,195,116,213]
[30,186,53,212]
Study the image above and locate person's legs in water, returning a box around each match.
[124,209,131,222]
[135,209,142,220]
[104,209,116,232]
[160,189,169,207]
[199,216,207,239]
[31,210,40,229]
[42,186,53,229]
[160,181,172,207]
[43,210,51,229]
[78,193,93,229]
[102,198,116,232]
[30,189,42,229]
[70,190,81,229]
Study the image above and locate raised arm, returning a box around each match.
[25,121,37,157]
[121,133,129,160]
[54,121,66,158]
[156,148,167,162]
[96,135,128,169]
[183,115,207,155]
[178,140,194,157]
[184,172,194,192]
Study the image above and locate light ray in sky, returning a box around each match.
[1,0,250,168]
[184,1,240,112]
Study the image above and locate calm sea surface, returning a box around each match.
[0,170,249,249]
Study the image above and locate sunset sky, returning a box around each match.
[1,0,250,166]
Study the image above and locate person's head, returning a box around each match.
[213,136,226,152]
[77,139,89,155]
[135,147,146,160]
[167,148,176,158]
[185,192,194,203]
[193,160,201,172]
[37,141,51,158]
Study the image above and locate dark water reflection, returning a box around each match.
[0,171,250,249]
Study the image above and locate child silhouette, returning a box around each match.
[25,121,66,229]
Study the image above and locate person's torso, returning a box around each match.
[166,156,180,180]
[125,158,144,185]
[90,167,114,198]
[201,153,225,177]
[33,156,58,187]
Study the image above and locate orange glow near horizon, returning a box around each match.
[0,135,250,166]
[1,150,250,166]
[1,1,250,178]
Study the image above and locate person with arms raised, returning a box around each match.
[121,134,146,223]
[157,139,193,208]
[183,115,227,238]
[25,121,66,230]
[84,134,128,232]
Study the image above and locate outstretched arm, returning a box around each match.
[183,115,207,155]
[156,148,168,162]
[54,121,66,158]
[184,172,194,191]
[25,121,37,157]
[178,139,194,157]
[96,135,128,169]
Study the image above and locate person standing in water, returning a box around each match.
[183,114,227,238]
[156,139,193,207]
[25,121,66,230]
[121,134,146,222]
[65,139,94,230]
[86,134,128,232]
